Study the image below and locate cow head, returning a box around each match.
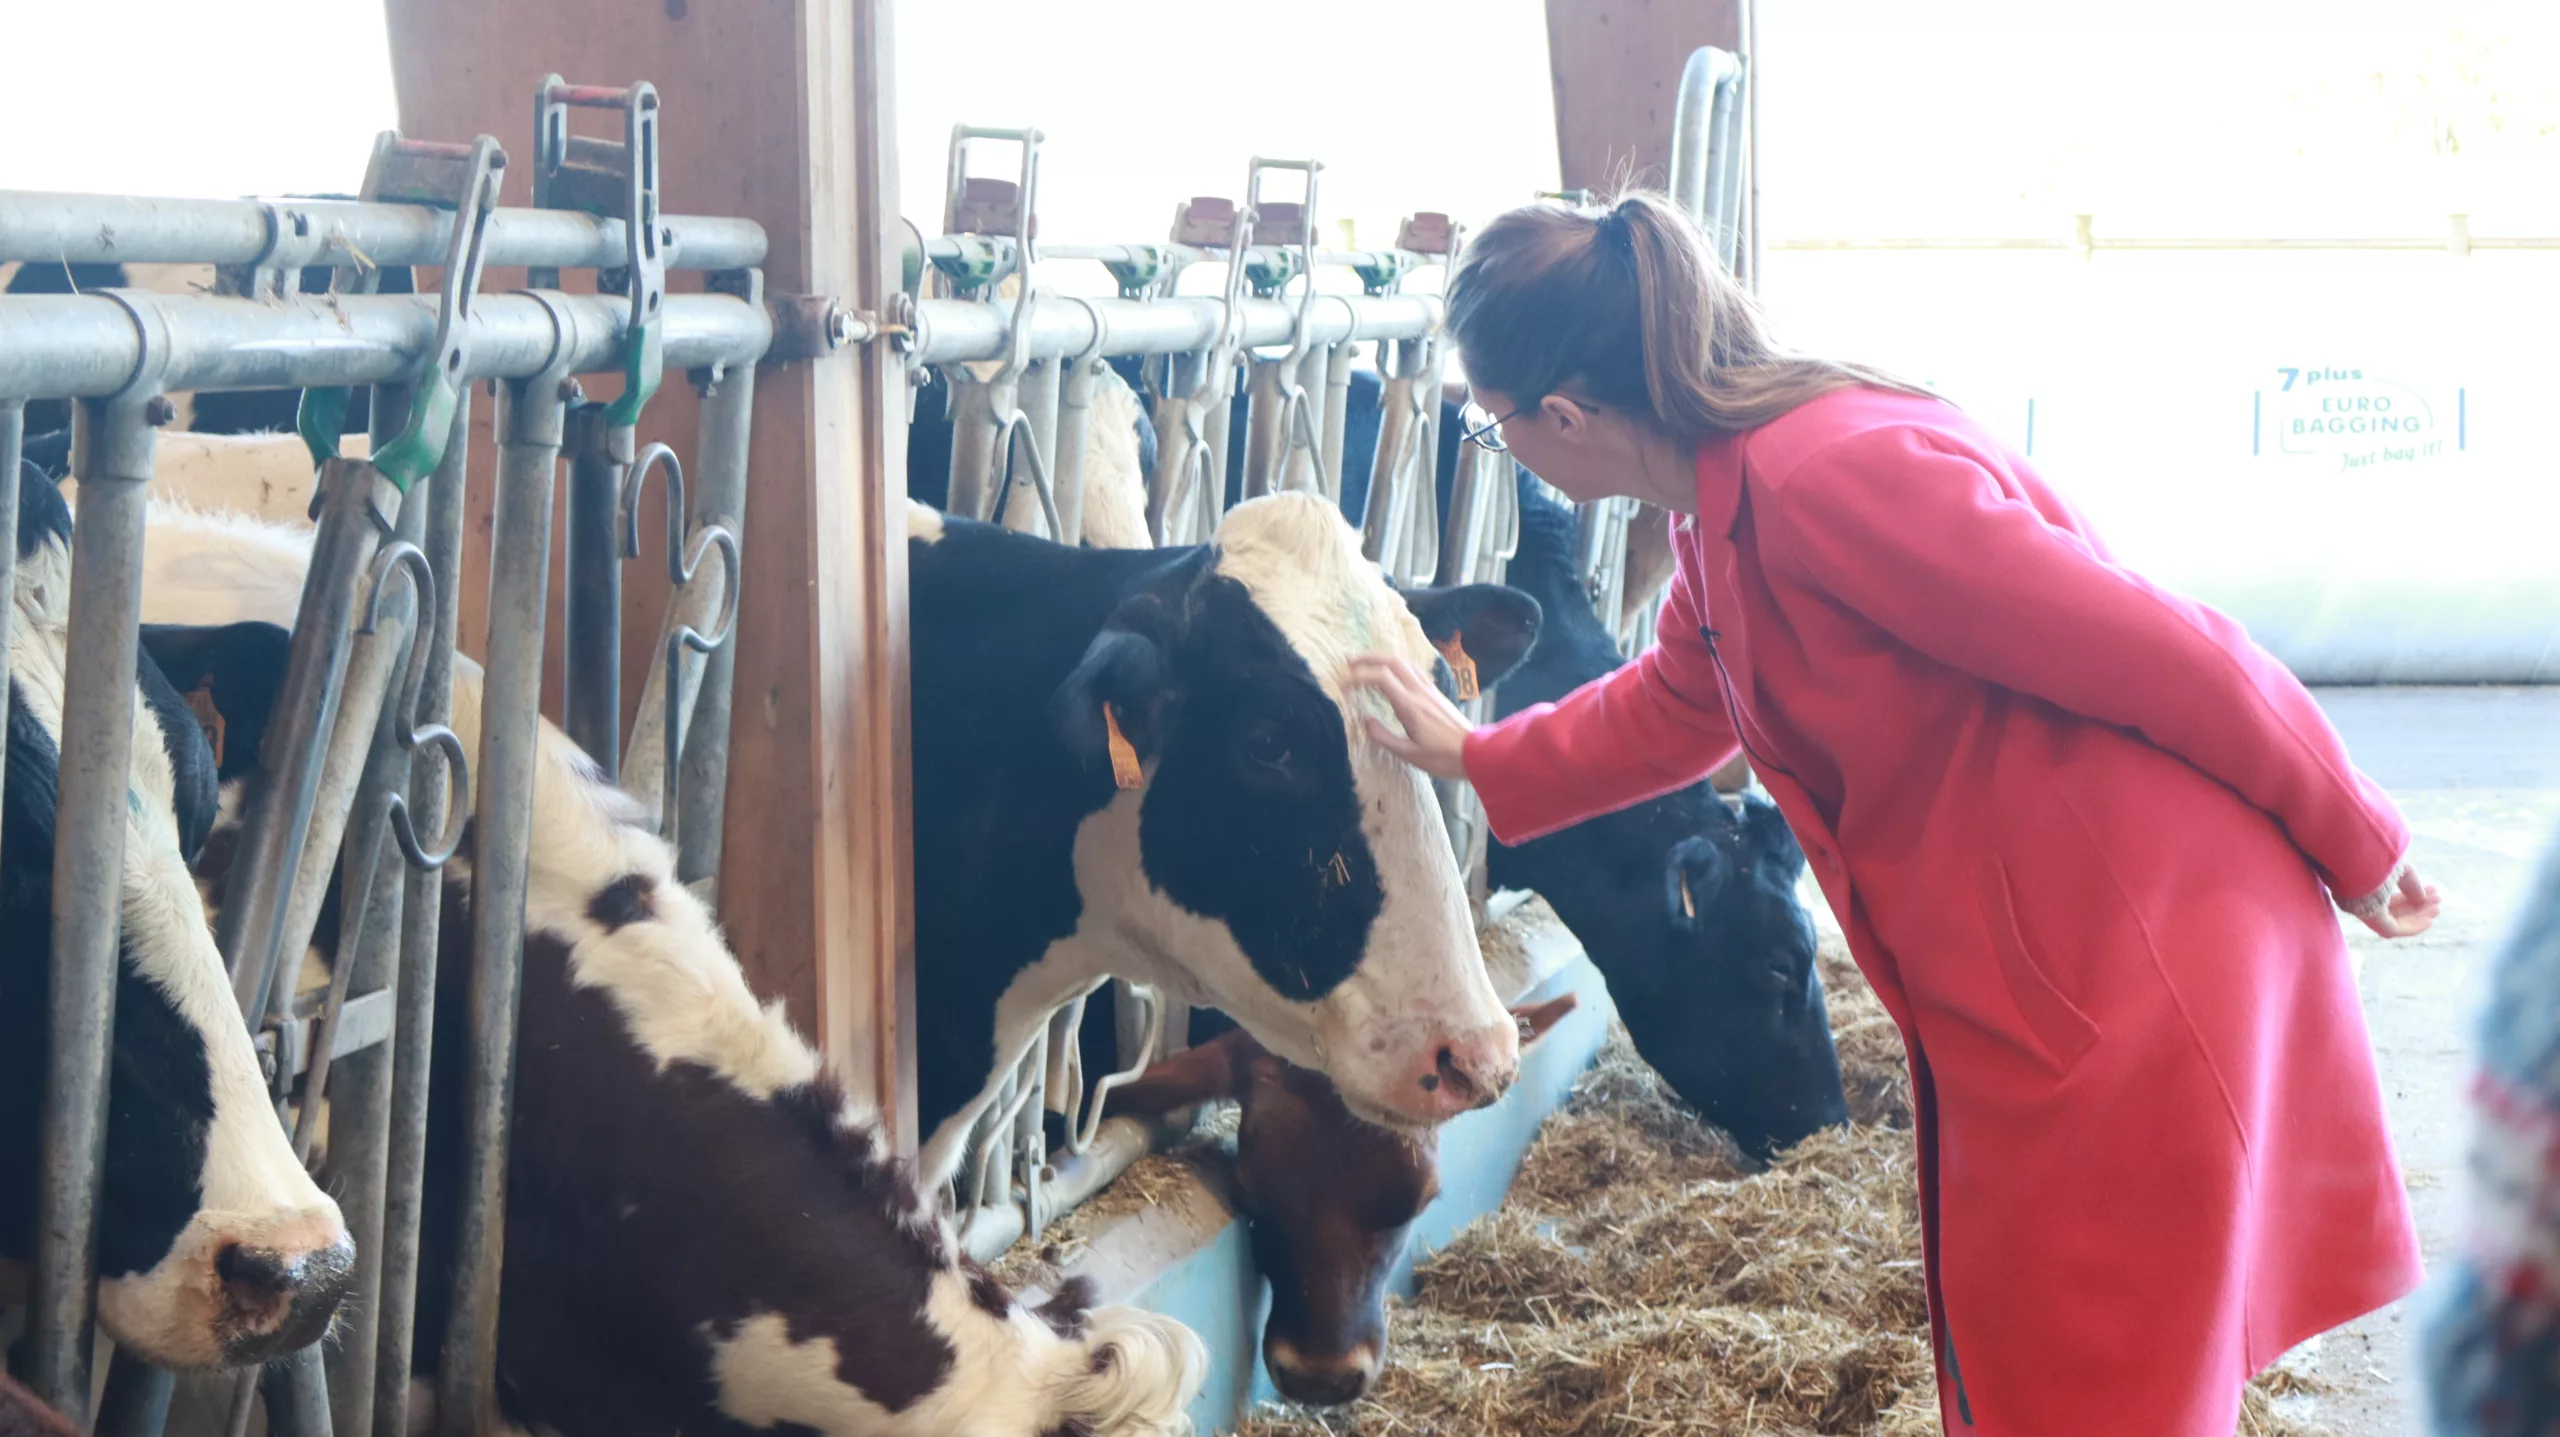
[2,466,351,1370]
[1481,473,1846,1160]
[1520,789,1845,1159]
[1051,494,1540,1130]
[1108,994,1580,1405]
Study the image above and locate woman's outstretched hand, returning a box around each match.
[2357,866,2443,939]
[1346,654,1476,783]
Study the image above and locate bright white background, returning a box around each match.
[3,0,2552,672]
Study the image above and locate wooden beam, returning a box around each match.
[1543,0,1743,194]
[384,0,916,1142]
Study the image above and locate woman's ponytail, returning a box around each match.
[1446,189,1930,440]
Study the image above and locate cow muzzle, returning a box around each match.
[97,1207,354,1370]
[1393,1021,1519,1123]
[214,1230,356,1364]
[1264,1334,1382,1407]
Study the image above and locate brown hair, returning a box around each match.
[1444,190,1932,438]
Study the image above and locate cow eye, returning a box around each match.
[1243,724,1291,772]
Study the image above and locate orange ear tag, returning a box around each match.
[184,682,226,769]
[1678,873,1697,920]
[1435,634,1480,701]
[1103,704,1144,790]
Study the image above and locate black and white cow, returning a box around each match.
[1182,371,1846,1156]
[0,459,353,1372]
[904,494,1541,1185]
[1485,474,1846,1158]
[138,543,1208,1436]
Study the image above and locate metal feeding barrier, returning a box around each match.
[910,127,1498,1260]
[8,50,1736,1422]
[1572,43,1752,662]
[2,74,767,1437]
[911,63,1750,1244]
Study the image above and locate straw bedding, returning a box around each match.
[1240,939,2334,1436]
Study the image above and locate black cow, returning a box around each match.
[1,458,354,1373]
[1486,474,1847,1158]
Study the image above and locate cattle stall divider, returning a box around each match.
[906,79,1751,1254]
[901,136,1518,1258]
[2,76,774,1437]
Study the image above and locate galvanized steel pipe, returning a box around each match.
[376,398,474,1437]
[1050,356,1098,547]
[909,293,1437,368]
[438,372,570,1437]
[0,191,765,273]
[0,290,772,400]
[216,462,396,1030]
[562,403,626,777]
[322,386,434,1437]
[30,398,158,1421]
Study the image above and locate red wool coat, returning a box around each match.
[1466,386,2423,1435]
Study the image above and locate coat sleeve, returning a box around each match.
[1462,552,1743,846]
[1759,421,2408,901]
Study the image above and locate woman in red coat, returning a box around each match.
[1352,194,2442,1435]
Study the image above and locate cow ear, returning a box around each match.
[1104,1029,1262,1117]
[1511,992,1581,1050]
[1400,583,1541,689]
[1665,833,1733,933]
[1051,626,1171,778]
[1737,793,1804,880]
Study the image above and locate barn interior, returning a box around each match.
[4,3,2557,1436]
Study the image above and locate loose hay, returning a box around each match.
[1242,935,2335,1436]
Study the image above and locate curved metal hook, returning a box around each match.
[671,522,742,655]
[619,441,688,570]
[1071,983,1165,1154]
[986,409,1065,541]
[1278,378,1331,497]
[646,516,740,843]
[359,541,472,870]
[386,725,472,870]
[360,540,434,637]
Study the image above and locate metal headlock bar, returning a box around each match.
[913,144,1477,1262]
[0,191,763,274]
[2,83,770,1437]
[10,104,1500,1430]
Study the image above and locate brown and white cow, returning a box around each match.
[139,512,1207,1437]
[1104,994,1581,1407]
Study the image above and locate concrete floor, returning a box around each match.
[2285,687,2560,1436]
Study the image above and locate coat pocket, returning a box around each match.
[1976,856,2100,1076]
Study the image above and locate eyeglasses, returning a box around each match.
[1455,387,1514,452]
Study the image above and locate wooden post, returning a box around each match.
[1543,0,1744,190]
[385,0,917,1143]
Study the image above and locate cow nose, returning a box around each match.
[1265,1336,1380,1407]
[1408,1027,1518,1120]
[215,1242,298,1302]
[216,1233,356,1364]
